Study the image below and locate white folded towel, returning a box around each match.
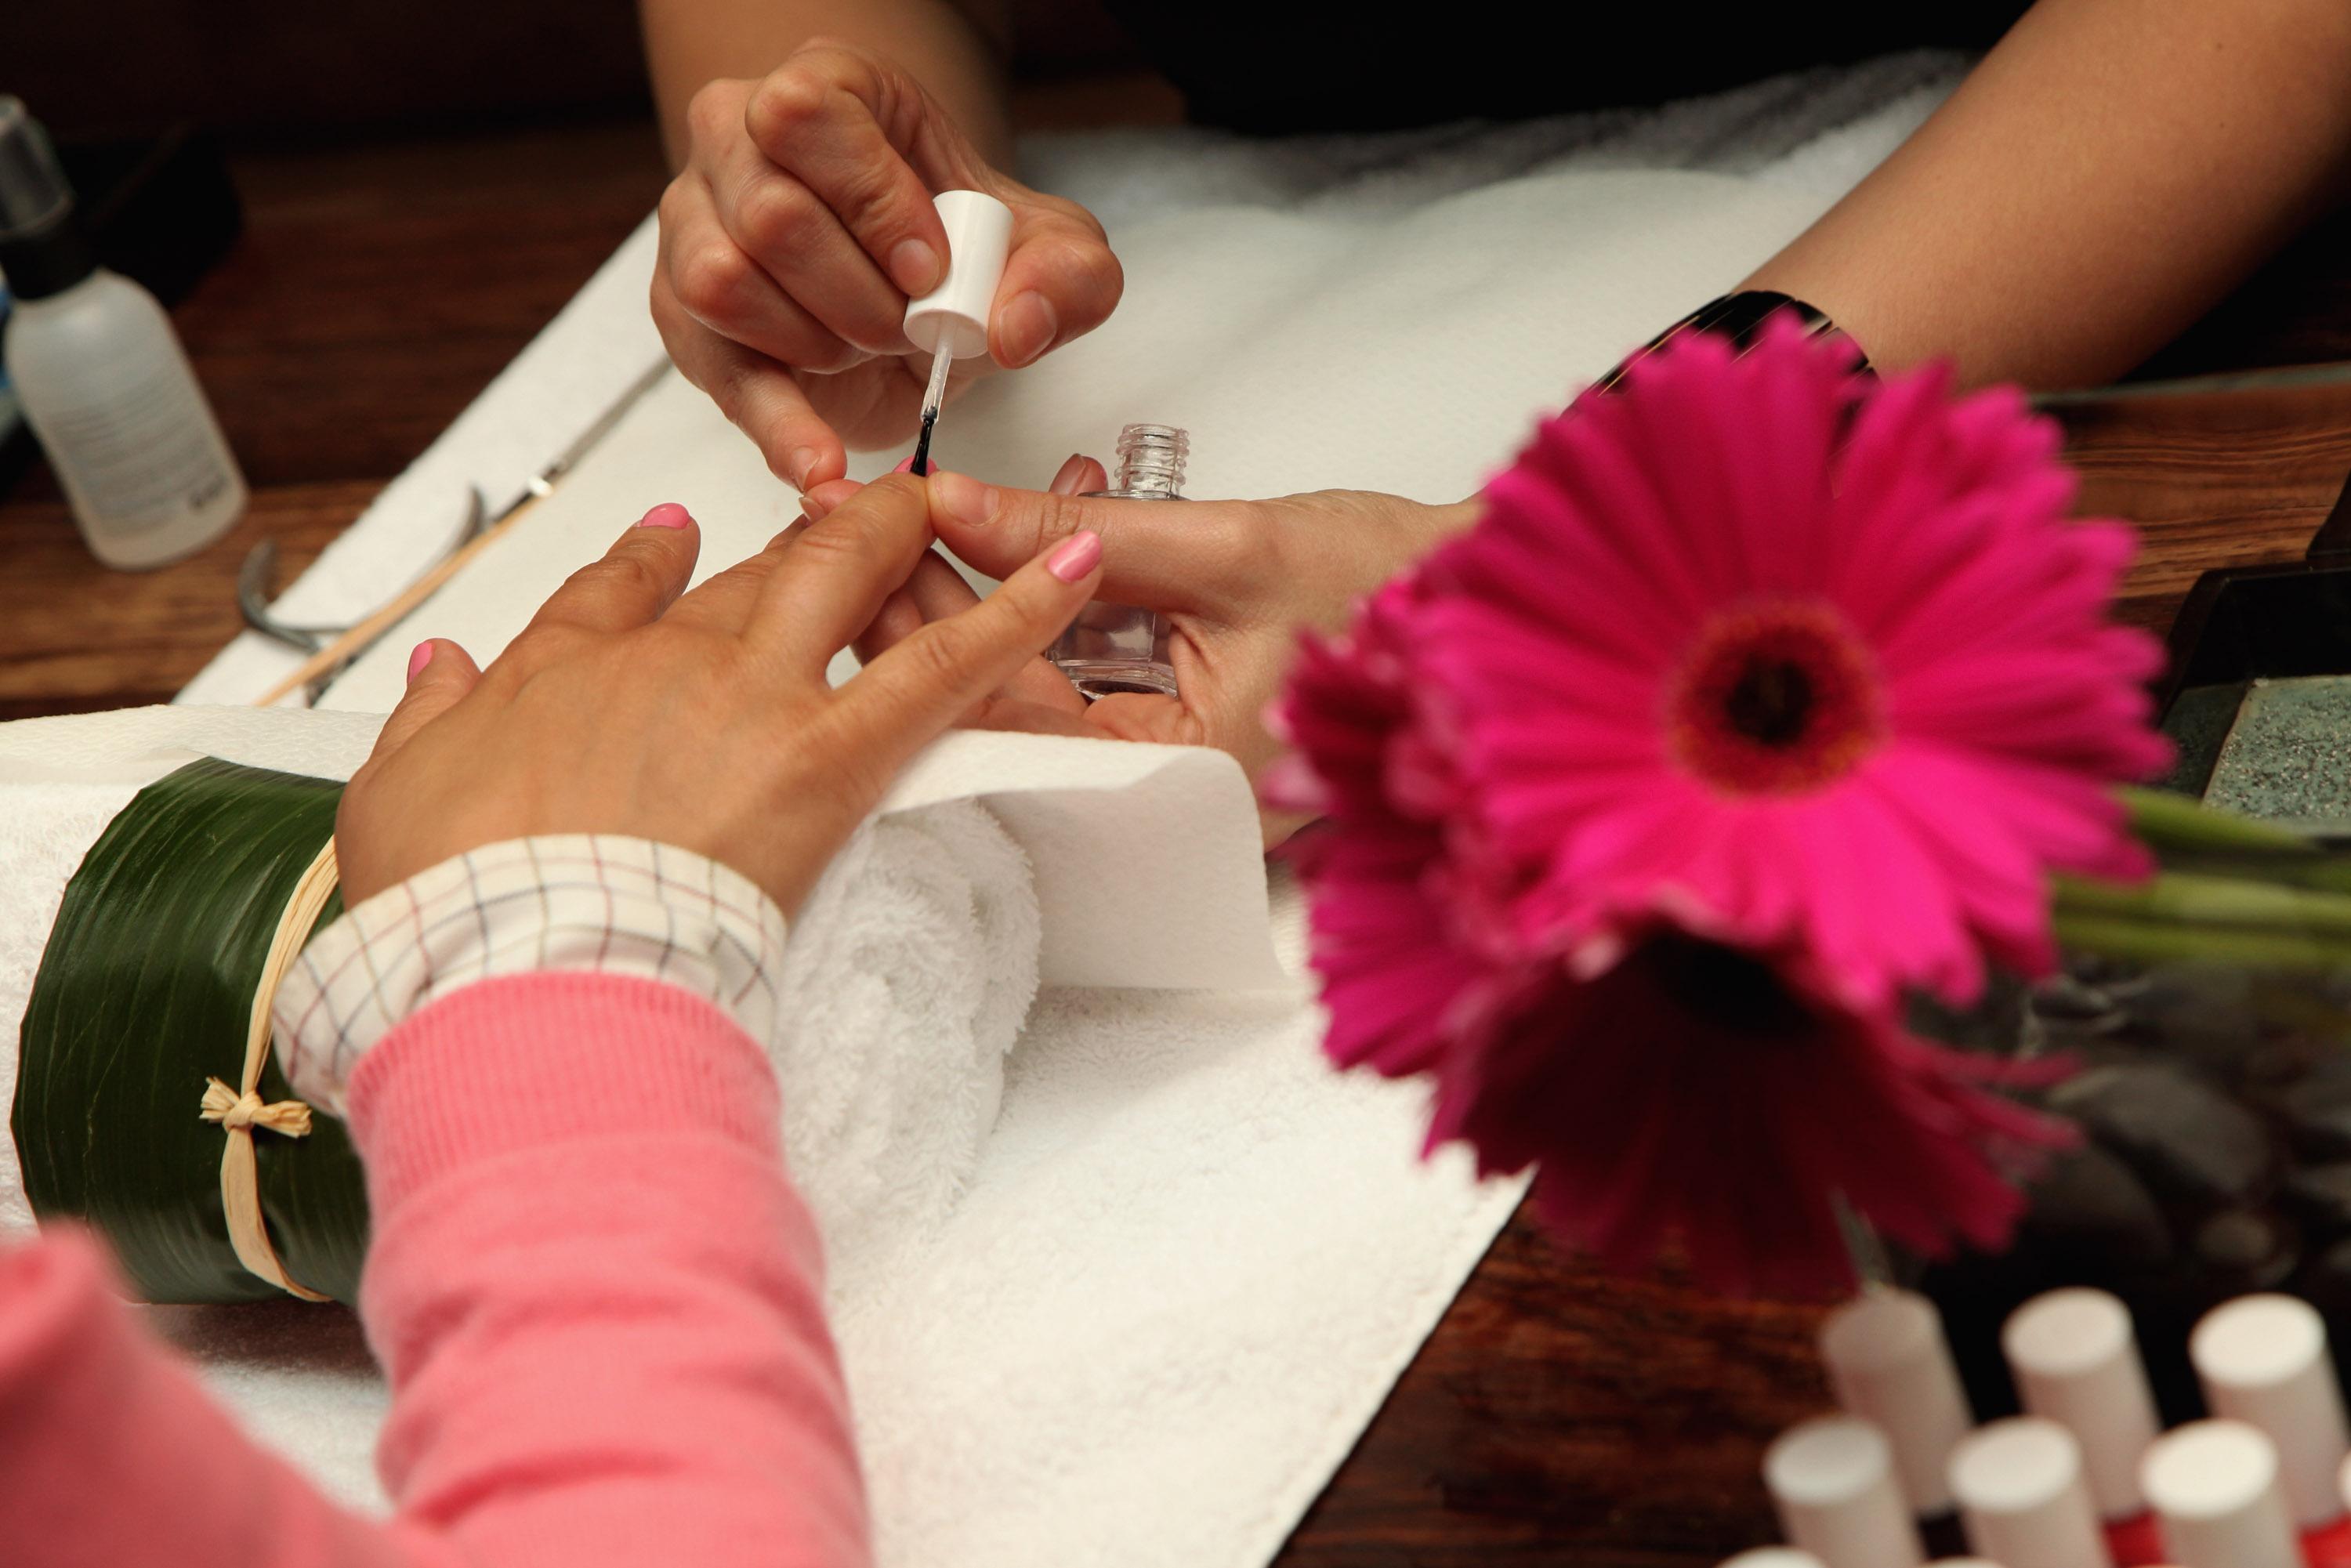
[778,802,1041,1255]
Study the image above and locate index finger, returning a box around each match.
[749,473,939,671]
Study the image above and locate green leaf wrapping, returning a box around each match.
[13,757,368,1304]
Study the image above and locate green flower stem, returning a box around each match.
[2055,871,2351,935]
[2052,910,2351,970]
[2121,787,2313,854]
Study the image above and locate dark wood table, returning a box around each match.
[6,111,2351,1566]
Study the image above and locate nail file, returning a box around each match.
[900,190,1013,478]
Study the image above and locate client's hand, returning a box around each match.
[842,465,1478,835]
[653,40,1122,491]
[335,475,1103,914]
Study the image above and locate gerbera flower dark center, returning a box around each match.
[1668,601,1884,795]
[1635,933,1817,1041]
[1722,659,1814,748]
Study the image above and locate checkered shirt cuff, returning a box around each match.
[271,835,789,1117]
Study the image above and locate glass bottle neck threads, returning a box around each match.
[1100,424,1187,500]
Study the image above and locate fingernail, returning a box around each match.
[893,455,918,474]
[406,641,435,683]
[1049,453,1091,496]
[1045,531,1101,583]
[929,469,996,527]
[889,238,942,296]
[998,292,1058,368]
[799,492,834,523]
[788,447,820,490]
[637,502,693,529]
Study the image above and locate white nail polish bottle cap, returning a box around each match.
[1947,1417,2114,1568]
[901,190,1013,361]
[1820,1289,1974,1513]
[1764,1417,1928,1568]
[2002,1287,2161,1519]
[2189,1294,2350,1528]
[2141,1419,2302,1568]
[1718,1552,1827,1567]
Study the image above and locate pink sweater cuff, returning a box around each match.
[346,972,782,1204]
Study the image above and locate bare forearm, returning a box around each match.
[639,0,1014,167]
[1746,0,2351,389]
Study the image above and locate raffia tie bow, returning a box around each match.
[199,1078,313,1139]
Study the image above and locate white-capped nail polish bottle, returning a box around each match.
[0,97,245,569]
[1049,422,1186,701]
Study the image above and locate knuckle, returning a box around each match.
[736,177,820,263]
[1031,489,1096,547]
[685,80,743,149]
[675,241,753,321]
[570,549,665,604]
[795,509,887,570]
[828,160,908,245]
[748,68,831,148]
[900,620,975,690]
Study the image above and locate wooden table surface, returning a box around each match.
[7,113,2351,1566]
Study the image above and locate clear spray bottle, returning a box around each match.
[0,97,245,569]
[1049,423,1187,701]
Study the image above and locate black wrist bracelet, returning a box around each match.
[1585,290,1871,398]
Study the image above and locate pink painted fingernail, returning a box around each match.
[406,641,435,682]
[637,502,693,529]
[1045,531,1101,582]
[930,469,995,527]
[893,455,918,474]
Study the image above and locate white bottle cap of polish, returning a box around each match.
[2141,1419,2302,1568]
[1947,1417,2114,1568]
[2002,1287,2161,1519]
[1717,1552,1827,1567]
[1819,1288,1975,1514]
[900,190,1014,361]
[2189,1293,2350,1528]
[1764,1417,1928,1568]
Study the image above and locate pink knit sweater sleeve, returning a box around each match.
[0,971,871,1568]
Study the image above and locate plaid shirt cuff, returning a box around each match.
[271,835,790,1117]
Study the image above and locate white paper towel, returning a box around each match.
[129,53,1968,1564]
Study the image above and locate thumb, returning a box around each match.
[988,193,1122,370]
[925,469,1250,614]
[367,638,483,763]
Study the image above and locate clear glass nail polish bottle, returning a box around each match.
[1049,423,1186,701]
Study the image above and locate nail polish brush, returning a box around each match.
[901,190,1013,477]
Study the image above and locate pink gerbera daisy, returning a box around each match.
[1421,323,2170,1008]
[1275,593,2072,1295]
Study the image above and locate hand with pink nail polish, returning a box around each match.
[864,473,1482,843]
[334,483,1103,914]
[648,36,1122,493]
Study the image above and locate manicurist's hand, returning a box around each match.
[838,465,1479,835]
[651,38,1122,493]
[334,475,1104,914]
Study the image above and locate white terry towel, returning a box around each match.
[778,804,1041,1255]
